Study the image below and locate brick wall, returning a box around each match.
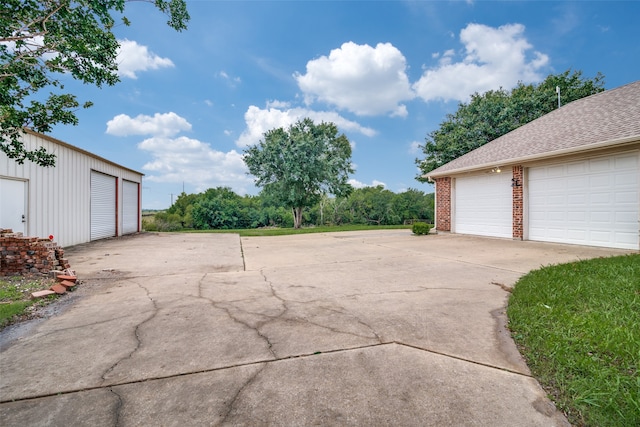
[0,230,71,276]
[512,165,524,239]
[435,177,452,231]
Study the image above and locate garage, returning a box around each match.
[122,180,140,234]
[528,152,639,249]
[454,172,512,238]
[428,81,639,250]
[90,171,117,241]
[2,130,143,247]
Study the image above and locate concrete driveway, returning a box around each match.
[0,231,629,426]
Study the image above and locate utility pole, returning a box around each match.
[556,86,561,108]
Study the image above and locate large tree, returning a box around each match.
[244,118,354,229]
[415,70,605,179]
[1,0,189,166]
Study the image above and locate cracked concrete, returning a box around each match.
[1,231,631,426]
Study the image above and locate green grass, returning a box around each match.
[507,254,640,427]
[183,224,413,237]
[0,277,58,328]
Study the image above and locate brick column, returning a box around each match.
[435,177,452,231]
[512,165,524,239]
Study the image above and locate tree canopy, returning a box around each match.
[1,0,189,166]
[146,186,434,231]
[243,118,354,228]
[415,70,605,179]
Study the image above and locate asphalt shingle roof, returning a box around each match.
[427,80,640,177]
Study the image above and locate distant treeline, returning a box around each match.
[144,186,434,231]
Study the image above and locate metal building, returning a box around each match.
[1,130,143,247]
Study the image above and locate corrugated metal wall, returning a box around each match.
[0,131,143,247]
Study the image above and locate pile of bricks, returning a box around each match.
[0,229,71,276]
[31,270,78,299]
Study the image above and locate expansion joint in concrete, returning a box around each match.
[0,341,533,405]
[395,341,531,377]
[238,235,246,271]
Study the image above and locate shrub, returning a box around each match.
[142,219,157,231]
[151,212,183,231]
[412,222,431,235]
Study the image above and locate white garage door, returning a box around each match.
[529,152,639,249]
[455,172,513,238]
[90,171,116,240]
[122,180,139,234]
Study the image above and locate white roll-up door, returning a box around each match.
[122,180,139,234]
[454,172,513,238]
[90,171,116,240]
[528,152,639,249]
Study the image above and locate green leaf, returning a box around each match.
[0,0,190,167]
[243,118,354,228]
[415,70,605,178]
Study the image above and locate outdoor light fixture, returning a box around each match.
[490,167,502,173]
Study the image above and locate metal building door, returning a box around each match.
[0,178,27,234]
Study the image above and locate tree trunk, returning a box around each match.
[293,207,303,229]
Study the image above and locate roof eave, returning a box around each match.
[23,128,145,176]
[425,134,640,180]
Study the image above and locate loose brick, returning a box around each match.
[50,283,67,294]
[56,275,77,282]
[31,290,56,299]
[59,280,76,288]
[0,235,71,276]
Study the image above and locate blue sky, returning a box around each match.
[48,1,640,209]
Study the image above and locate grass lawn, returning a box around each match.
[507,254,640,427]
[0,276,58,329]
[185,224,413,237]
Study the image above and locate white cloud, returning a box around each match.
[117,39,174,79]
[217,70,241,86]
[138,136,254,194]
[266,99,291,109]
[295,42,414,117]
[2,35,59,61]
[413,23,549,102]
[409,141,422,155]
[235,105,377,148]
[106,112,192,137]
[5,37,172,79]
[348,179,386,189]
